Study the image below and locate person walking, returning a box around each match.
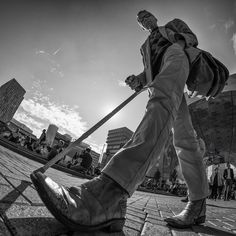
[31,10,209,232]
[210,167,223,200]
[223,163,234,200]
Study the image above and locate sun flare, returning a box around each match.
[102,104,122,122]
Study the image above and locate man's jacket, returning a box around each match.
[140,18,198,85]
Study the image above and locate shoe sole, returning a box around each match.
[30,172,125,232]
[165,215,206,229]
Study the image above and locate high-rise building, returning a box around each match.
[0,79,26,123]
[101,127,133,167]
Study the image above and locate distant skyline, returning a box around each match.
[0,0,235,153]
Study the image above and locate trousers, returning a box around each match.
[103,43,209,201]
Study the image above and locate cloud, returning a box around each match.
[232,33,236,55]
[224,19,234,32]
[15,103,103,153]
[53,48,61,55]
[14,111,44,137]
[35,48,64,78]
[209,19,234,33]
[209,24,216,30]
[118,79,127,87]
[15,78,104,153]
[16,89,88,139]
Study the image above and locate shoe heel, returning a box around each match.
[195,215,206,225]
[103,219,125,232]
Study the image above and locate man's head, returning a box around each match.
[227,163,230,168]
[137,10,158,32]
[58,140,64,147]
[86,147,91,153]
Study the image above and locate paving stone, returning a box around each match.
[223,216,236,223]
[130,203,146,209]
[3,176,43,205]
[123,226,140,236]
[72,231,126,236]
[1,203,70,236]
[159,210,174,218]
[8,217,68,236]
[127,207,146,219]
[145,204,157,209]
[171,228,198,236]
[144,208,160,217]
[158,205,173,213]
[1,145,236,236]
[126,213,145,223]
[124,218,143,231]
[141,222,171,236]
[145,216,166,225]
[0,217,11,236]
[192,225,236,236]
[0,160,31,181]
[0,183,30,206]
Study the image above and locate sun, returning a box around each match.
[102,104,122,122]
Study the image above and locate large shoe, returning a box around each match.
[164,198,206,228]
[30,171,128,232]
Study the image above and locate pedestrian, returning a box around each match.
[70,148,93,173]
[210,167,223,200]
[38,129,46,144]
[31,10,210,232]
[223,163,234,200]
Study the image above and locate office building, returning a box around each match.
[101,127,133,167]
[0,79,26,123]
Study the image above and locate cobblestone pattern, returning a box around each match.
[0,145,236,236]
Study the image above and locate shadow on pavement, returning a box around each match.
[0,176,125,235]
[0,179,32,208]
[192,225,236,236]
[2,216,126,236]
[207,203,236,210]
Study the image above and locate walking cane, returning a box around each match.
[32,87,147,175]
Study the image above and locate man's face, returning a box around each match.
[137,11,157,31]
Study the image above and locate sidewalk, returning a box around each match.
[0,145,236,236]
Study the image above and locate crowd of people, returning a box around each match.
[0,125,101,177]
[209,163,235,201]
[0,127,48,154]
[139,175,188,197]
[138,163,236,202]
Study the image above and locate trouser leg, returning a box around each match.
[173,96,209,201]
[103,43,189,196]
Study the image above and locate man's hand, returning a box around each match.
[125,75,143,92]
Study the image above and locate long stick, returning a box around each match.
[34,88,146,174]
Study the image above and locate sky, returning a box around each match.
[0,0,235,154]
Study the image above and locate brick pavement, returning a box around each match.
[0,145,236,236]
